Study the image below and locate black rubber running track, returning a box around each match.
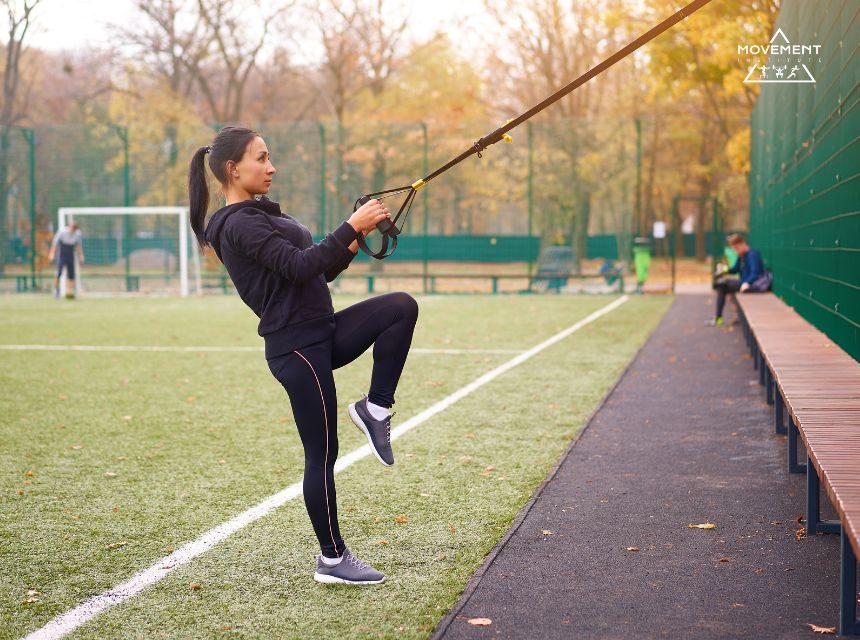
[432,294,843,640]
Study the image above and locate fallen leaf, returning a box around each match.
[626,546,640,552]
[279,416,290,423]
[112,506,121,512]
[69,444,82,450]
[103,472,118,478]
[463,433,475,439]
[25,470,34,477]
[795,527,806,540]
[393,514,409,524]
[461,456,473,465]
[218,459,226,464]
[23,480,32,485]
[116,456,127,461]
[718,557,733,563]
[688,523,716,530]
[480,465,496,477]
[107,541,128,549]
[190,582,202,590]
[376,539,389,545]
[730,603,745,609]
[186,396,197,402]
[17,489,25,495]
[58,394,68,400]
[468,618,492,626]
[542,530,553,536]
[448,523,457,533]
[795,514,805,525]
[221,626,233,631]
[122,415,132,421]
[419,493,431,497]
[807,623,836,634]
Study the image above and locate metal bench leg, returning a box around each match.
[765,366,774,405]
[753,342,759,370]
[758,351,766,386]
[841,528,860,636]
[774,391,787,435]
[788,416,806,474]
[806,457,841,534]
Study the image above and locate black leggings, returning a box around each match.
[266,292,419,558]
[714,277,742,318]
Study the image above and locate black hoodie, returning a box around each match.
[204,196,360,358]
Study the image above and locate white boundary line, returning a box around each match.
[0,345,523,355]
[22,295,628,640]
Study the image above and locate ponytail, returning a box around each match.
[188,146,210,250]
[187,126,259,251]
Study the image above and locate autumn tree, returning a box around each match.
[0,0,42,273]
[483,0,624,271]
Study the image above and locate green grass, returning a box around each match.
[0,293,671,639]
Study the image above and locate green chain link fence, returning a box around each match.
[0,115,724,294]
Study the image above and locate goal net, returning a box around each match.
[56,207,202,297]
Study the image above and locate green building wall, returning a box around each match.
[749,0,859,360]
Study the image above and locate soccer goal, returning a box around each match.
[57,207,202,297]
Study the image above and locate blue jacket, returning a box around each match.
[729,248,764,286]
[205,196,359,358]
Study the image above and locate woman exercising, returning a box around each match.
[188,126,419,585]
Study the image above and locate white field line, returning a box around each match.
[22,295,628,640]
[0,344,522,355]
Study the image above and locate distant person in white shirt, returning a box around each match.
[48,222,84,299]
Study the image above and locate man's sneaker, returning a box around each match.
[53,287,59,299]
[705,317,724,327]
[313,548,385,585]
[348,396,394,466]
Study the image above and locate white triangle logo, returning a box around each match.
[770,28,791,44]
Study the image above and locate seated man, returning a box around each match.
[707,233,771,326]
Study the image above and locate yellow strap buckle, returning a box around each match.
[412,179,426,191]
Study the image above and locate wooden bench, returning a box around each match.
[735,293,860,636]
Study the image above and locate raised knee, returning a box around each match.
[397,292,419,321]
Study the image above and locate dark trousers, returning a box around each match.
[266,292,419,557]
[714,277,742,318]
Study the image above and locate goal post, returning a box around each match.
[57,207,202,297]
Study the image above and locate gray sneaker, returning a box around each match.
[348,396,394,466]
[313,548,385,585]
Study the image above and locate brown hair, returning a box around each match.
[187,126,259,249]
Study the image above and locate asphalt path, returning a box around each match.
[433,294,842,640]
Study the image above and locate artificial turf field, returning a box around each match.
[1,293,670,639]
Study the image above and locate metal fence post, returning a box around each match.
[318,123,326,236]
[670,195,678,294]
[421,122,429,294]
[634,117,642,238]
[112,125,132,290]
[19,128,36,289]
[527,121,534,279]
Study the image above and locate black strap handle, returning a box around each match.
[353,190,413,259]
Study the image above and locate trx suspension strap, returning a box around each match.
[356,0,713,259]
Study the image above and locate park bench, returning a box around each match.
[735,293,860,636]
